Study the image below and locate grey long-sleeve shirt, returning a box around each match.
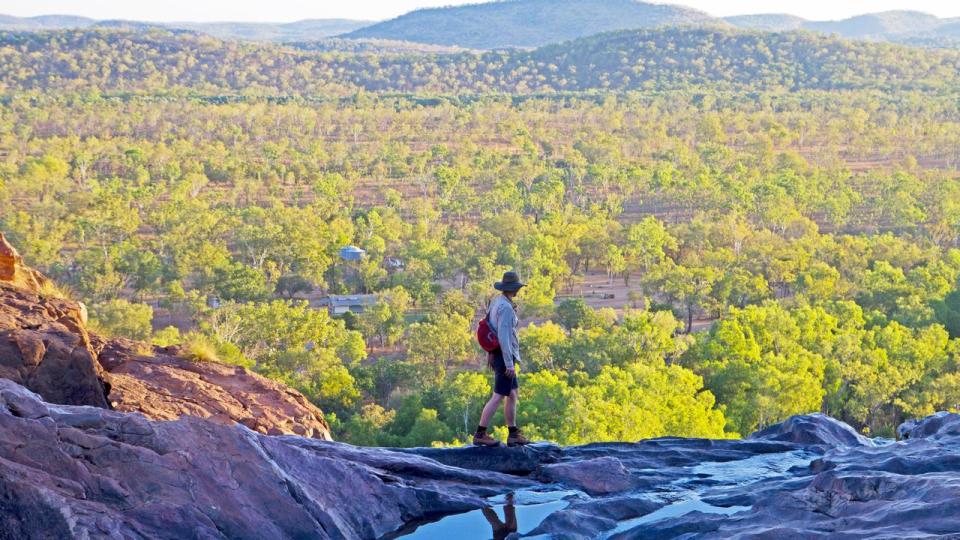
[489,294,520,370]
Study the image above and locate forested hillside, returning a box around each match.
[727,11,960,44]
[342,0,714,49]
[0,14,371,41]
[3,28,960,95]
[3,25,960,445]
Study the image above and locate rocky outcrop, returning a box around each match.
[0,234,330,440]
[0,232,53,293]
[97,337,332,439]
[0,379,529,540]
[0,282,110,408]
[4,374,960,539]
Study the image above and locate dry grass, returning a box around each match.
[180,335,221,363]
[34,278,72,300]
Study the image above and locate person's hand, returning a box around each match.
[505,367,516,378]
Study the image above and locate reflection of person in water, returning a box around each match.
[481,493,518,540]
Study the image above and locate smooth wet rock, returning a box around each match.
[897,411,960,440]
[5,377,960,539]
[395,442,561,475]
[0,379,521,540]
[750,413,874,447]
[529,496,663,539]
[538,456,643,496]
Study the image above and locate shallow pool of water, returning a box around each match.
[689,449,816,485]
[599,497,752,538]
[388,449,818,539]
[392,490,580,540]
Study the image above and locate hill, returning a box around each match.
[0,14,96,30]
[4,6,960,49]
[171,19,373,41]
[341,0,718,49]
[0,14,371,41]
[728,10,960,45]
[803,10,943,40]
[723,14,805,32]
[2,27,958,95]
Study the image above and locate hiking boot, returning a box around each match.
[473,431,500,447]
[507,429,530,447]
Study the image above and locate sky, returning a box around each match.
[2,0,960,23]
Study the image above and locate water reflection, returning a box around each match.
[480,494,518,540]
[394,490,575,539]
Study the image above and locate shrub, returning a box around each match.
[89,299,154,341]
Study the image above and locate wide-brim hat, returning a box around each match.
[494,270,525,292]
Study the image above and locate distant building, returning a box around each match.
[339,246,366,262]
[319,294,378,315]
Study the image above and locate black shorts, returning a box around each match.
[490,349,519,397]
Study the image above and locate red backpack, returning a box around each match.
[477,314,500,352]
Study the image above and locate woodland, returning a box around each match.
[3,28,960,444]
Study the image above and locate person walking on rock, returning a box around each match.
[474,271,530,447]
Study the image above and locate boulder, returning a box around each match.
[897,411,960,440]
[0,284,110,408]
[750,413,874,447]
[395,442,561,475]
[538,456,644,495]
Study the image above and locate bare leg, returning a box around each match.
[504,389,518,427]
[479,392,504,428]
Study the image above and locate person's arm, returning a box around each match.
[496,303,517,371]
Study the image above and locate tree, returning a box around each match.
[358,286,411,347]
[89,299,154,341]
[403,408,454,447]
[689,303,827,435]
[275,274,314,299]
[441,372,491,438]
[406,312,474,380]
[211,262,270,302]
[555,298,598,330]
[519,322,567,371]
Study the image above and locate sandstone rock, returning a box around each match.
[0,232,53,293]
[750,412,874,447]
[0,232,15,281]
[529,496,663,539]
[538,456,643,495]
[0,234,332,440]
[897,411,960,440]
[396,442,561,475]
[4,381,960,539]
[0,284,110,408]
[0,379,524,540]
[97,338,333,440]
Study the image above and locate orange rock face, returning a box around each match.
[97,338,332,440]
[0,232,332,440]
[0,232,21,282]
[0,232,53,293]
[0,284,111,408]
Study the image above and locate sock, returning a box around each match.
[476,425,487,435]
[508,426,519,435]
